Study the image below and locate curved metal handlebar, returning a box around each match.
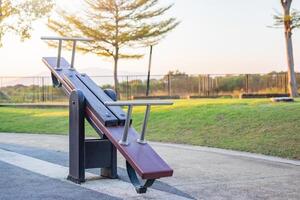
[105,100,173,145]
[41,36,93,69]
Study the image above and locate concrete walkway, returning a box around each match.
[0,133,299,200]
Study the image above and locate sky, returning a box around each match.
[1,0,300,76]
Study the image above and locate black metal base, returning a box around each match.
[126,161,155,194]
[67,175,85,184]
[68,90,118,184]
[85,139,118,179]
[51,73,62,88]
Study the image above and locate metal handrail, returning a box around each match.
[41,36,93,42]
[105,100,173,106]
[41,36,93,70]
[105,100,173,145]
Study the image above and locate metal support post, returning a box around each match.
[67,90,118,183]
[57,39,62,70]
[70,41,77,69]
[67,90,86,184]
[137,105,151,144]
[119,105,133,145]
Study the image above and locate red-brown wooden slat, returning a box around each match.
[85,108,173,179]
[43,57,119,126]
[76,74,126,125]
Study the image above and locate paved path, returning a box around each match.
[0,133,299,200]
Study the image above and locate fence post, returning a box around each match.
[126,76,129,100]
[285,72,288,94]
[42,77,45,102]
[207,74,210,97]
[32,77,35,103]
[51,86,53,102]
[245,74,249,94]
[168,74,171,97]
[202,75,205,96]
[198,75,201,95]
[0,77,3,95]
[45,78,47,102]
[215,77,219,95]
[211,76,214,96]
[276,73,279,90]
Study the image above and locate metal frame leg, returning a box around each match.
[101,137,118,179]
[67,90,85,184]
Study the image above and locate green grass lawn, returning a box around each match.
[0,99,299,159]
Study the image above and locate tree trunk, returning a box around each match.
[284,31,298,97]
[0,0,2,17]
[113,49,119,99]
[282,0,298,97]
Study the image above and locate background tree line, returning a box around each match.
[1,71,299,103]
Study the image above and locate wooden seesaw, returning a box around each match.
[41,36,174,194]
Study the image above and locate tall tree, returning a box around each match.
[0,0,53,46]
[273,0,299,97]
[48,0,179,97]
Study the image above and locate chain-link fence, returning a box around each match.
[0,72,299,103]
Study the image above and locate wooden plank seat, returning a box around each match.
[42,57,173,180]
